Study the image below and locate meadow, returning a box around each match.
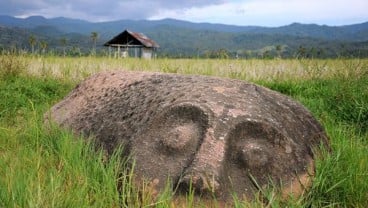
[0,54,367,207]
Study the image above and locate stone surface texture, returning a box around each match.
[46,71,329,201]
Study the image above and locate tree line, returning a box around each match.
[1,30,368,59]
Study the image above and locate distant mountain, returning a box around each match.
[0,26,32,48]
[248,22,368,41]
[1,15,367,41]
[1,15,368,58]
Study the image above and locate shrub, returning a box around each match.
[0,53,26,79]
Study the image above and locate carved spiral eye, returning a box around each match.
[223,120,309,200]
[223,120,302,199]
[131,103,209,192]
[161,123,200,152]
[154,104,209,156]
[238,142,270,168]
[225,121,280,170]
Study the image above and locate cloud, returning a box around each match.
[0,0,44,16]
[239,0,368,25]
[0,0,224,21]
[0,0,367,26]
[151,0,368,26]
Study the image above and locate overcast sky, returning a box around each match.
[1,0,367,26]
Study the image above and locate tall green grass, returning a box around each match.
[1,55,367,207]
[260,77,368,207]
[0,72,159,207]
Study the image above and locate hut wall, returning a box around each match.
[142,48,153,59]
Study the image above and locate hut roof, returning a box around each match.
[104,30,159,48]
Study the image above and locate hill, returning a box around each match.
[0,15,367,58]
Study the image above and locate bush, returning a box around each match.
[0,53,26,79]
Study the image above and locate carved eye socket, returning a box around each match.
[131,103,209,192]
[224,120,310,200]
[224,120,299,198]
[226,121,284,169]
[157,104,209,154]
[161,123,200,152]
[238,141,270,168]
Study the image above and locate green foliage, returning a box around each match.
[1,17,368,58]
[324,78,368,133]
[257,65,368,207]
[0,114,130,207]
[0,52,26,79]
[259,85,368,208]
[261,76,368,133]
[0,74,74,124]
[296,119,368,208]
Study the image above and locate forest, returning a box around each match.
[1,15,368,58]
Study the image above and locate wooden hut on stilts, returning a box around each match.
[104,30,159,59]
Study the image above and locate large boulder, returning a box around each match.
[45,71,329,201]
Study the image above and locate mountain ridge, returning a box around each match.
[1,15,367,41]
[1,15,368,58]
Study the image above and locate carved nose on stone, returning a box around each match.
[176,132,225,196]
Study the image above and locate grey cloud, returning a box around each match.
[0,0,224,20]
[145,0,224,9]
[0,0,46,16]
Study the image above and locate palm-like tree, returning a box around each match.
[276,45,282,58]
[297,45,306,58]
[90,32,99,55]
[60,37,67,56]
[29,35,37,54]
[39,40,48,54]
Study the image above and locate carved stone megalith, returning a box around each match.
[45,71,329,201]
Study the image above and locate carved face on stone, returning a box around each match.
[46,71,329,201]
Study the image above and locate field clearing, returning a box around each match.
[22,56,368,82]
[1,55,368,207]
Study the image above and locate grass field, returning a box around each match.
[1,54,367,207]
